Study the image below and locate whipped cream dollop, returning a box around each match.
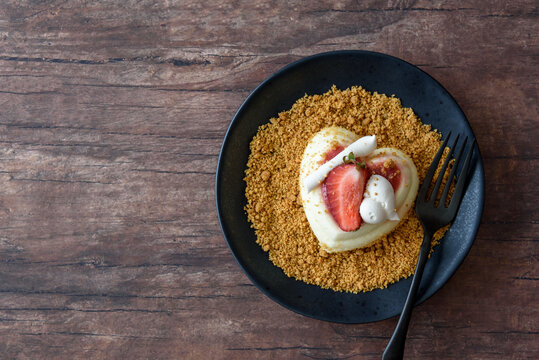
[360,175,400,224]
[303,135,376,192]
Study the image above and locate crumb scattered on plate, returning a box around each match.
[244,85,449,293]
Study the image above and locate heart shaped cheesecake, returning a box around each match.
[299,126,419,252]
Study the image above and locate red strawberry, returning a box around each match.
[322,164,368,231]
[323,146,345,162]
[366,158,402,191]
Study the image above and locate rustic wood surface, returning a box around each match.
[0,0,537,359]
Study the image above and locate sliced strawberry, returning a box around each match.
[323,146,345,163]
[322,164,368,231]
[367,158,402,191]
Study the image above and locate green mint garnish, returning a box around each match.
[342,152,366,170]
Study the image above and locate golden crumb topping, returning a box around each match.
[244,85,448,293]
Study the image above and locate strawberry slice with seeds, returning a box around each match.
[367,158,403,191]
[323,145,345,162]
[322,164,368,231]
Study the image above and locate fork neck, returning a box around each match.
[420,221,436,238]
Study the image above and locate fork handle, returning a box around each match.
[382,230,433,360]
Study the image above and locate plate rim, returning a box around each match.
[215,50,485,323]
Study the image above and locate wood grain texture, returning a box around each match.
[0,0,537,359]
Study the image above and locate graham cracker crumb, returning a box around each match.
[383,158,395,169]
[244,85,448,293]
[261,170,270,181]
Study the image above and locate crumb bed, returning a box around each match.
[244,86,448,293]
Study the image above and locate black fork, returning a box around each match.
[382,132,476,360]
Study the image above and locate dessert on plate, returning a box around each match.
[244,85,448,293]
[299,126,419,252]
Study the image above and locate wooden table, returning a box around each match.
[1,1,537,359]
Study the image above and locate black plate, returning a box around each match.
[215,50,484,323]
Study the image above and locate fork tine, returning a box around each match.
[429,133,460,203]
[448,138,476,213]
[439,136,468,207]
[417,131,451,201]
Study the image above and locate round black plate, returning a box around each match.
[215,50,484,323]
